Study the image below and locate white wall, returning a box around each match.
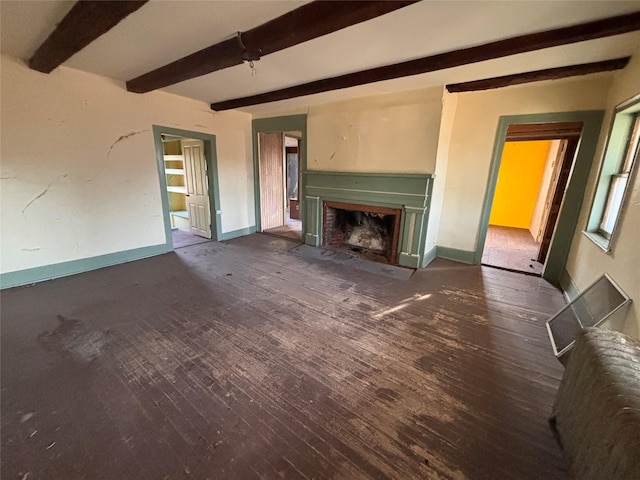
[438,76,613,251]
[566,52,640,338]
[425,90,458,255]
[306,87,443,173]
[0,54,254,275]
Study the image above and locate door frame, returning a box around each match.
[153,125,222,245]
[252,115,307,234]
[476,110,604,285]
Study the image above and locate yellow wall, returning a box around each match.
[489,140,551,228]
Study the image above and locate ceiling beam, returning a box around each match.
[29,1,148,74]
[210,11,640,111]
[446,57,631,93]
[126,1,417,94]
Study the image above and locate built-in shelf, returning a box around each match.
[170,210,188,219]
[164,147,187,217]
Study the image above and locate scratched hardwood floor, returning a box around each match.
[1,234,568,480]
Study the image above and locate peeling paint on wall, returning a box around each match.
[107,130,148,158]
[21,183,52,215]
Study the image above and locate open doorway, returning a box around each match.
[162,135,212,248]
[482,137,579,275]
[153,126,222,250]
[258,131,302,241]
[480,120,584,277]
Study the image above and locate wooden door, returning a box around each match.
[258,132,285,230]
[182,139,211,239]
[536,137,579,263]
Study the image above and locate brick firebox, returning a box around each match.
[322,201,402,264]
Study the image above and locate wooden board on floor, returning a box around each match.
[1,233,567,479]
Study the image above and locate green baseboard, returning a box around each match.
[560,269,580,302]
[0,243,171,290]
[220,226,257,241]
[422,245,438,268]
[436,246,476,264]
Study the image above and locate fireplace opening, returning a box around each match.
[322,201,402,264]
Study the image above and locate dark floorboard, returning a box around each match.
[1,233,568,479]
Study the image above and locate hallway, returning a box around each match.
[482,225,544,275]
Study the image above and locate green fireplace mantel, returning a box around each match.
[304,171,433,268]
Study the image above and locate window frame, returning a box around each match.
[584,95,640,252]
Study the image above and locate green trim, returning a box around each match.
[304,195,321,246]
[422,245,438,268]
[475,110,605,285]
[585,97,640,251]
[219,226,257,241]
[305,171,432,208]
[560,269,580,302]
[436,246,476,264]
[581,230,610,252]
[252,115,307,234]
[304,171,433,264]
[398,253,420,269]
[152,126,222,243]
[0,244,170,290]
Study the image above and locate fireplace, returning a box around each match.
[304,171,433,269]
[322,201,402,264]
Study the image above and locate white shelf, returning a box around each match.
[170,210,189,219]
[167,186,187,194]
[163,155,184,162]
[165,168,185,175]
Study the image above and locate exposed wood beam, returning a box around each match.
[210,11,640,111]
[506,122,585,141]
[446,57,631,93]
[28,1,148,74]
[126,1,417,94]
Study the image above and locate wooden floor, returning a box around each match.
[264,214,303,241]
[482,225,544,275]
[1,234,568,479]
[172,229,213,249]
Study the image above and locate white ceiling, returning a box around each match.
[2,0,640,114]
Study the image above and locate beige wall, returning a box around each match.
[438,76,613,251]
[426,90,458,255]
[566,52,640,338]
[306,87,443,173]
[0,54,254,274]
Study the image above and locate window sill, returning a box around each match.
[582,230,612,253]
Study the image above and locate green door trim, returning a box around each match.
[252,115,307,234]
[476,110,604,285]
[152,125,222,244]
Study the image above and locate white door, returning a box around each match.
[182,139,211,238]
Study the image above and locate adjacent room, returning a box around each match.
[2,2,639,479]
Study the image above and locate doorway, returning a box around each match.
[252,115,307,242]
[258,132,302,241]
[476,111,605,285]
[482,137,578,275]
[153,126,222,249]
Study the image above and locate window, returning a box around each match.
[585,95,640,251]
